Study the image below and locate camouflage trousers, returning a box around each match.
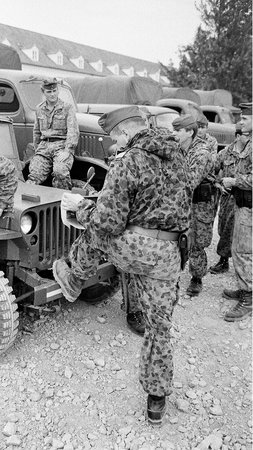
[28,141,74,190]
[217,193,235,258]
[232,205,252,291]
[69,228,181,396]
[189,201,215,279]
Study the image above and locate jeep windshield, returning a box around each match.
[20,81,77,111]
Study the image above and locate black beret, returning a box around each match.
[42,78,58,90]
[239,103,253,115]
[98,106,144,134]
[172,114,197,130]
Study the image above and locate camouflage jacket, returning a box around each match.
[234,136,252,191]
[186,136,215,191]
[204,133,218,162]
[33,98,79,153]
[0,156,18,213]
[215,140,239,179]
[76,128,192,236]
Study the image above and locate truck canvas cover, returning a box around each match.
[162,87,201,105]
[194,89,233,107]
[0,44,22,70]
[66,75,163,105]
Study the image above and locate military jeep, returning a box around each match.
[0,117,116,355]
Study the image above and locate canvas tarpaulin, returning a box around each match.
[0,44,22,70]
[162,87,201,105]
[194,89,233,107]
[65,76,163,105]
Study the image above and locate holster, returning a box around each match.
[231,187,252,209]
[192,182,215,204]
[178,229,191,271]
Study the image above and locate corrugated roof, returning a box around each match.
[0,23,161,78]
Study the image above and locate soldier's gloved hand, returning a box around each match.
[61,193,83,212]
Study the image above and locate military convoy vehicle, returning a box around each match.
[0,117,116,355]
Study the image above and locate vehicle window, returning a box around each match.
[0,83,19,113]
[20,82,77,111]
[0,122,14,155]
[203,111,219,123]
[155,113,179,130]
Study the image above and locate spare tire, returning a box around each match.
[0,271,19,355]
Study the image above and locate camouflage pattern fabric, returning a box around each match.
[68,128,191,395]
[28,98,79,189]
[232,137,252,291]
[0,156,18,214]
[205,133,218,162]
[215,141,240,258]
[186,137,216,279]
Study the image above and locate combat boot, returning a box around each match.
[224,291,252,322]
[209,257,229,274]
[222,288,242,301]
[53,259,83,302]
[127,311,145,336]
[147,394,166,426]
[186,277,202,296]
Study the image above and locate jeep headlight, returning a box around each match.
[20,214,33,234]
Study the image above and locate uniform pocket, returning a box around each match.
[233,207,252,254]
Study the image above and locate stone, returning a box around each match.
[6,435,22,446]
[3,422,16,436]
[209,404,223,416]
[176,399,190,412]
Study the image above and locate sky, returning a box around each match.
[0,0,201,66]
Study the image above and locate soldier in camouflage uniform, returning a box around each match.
[209,125,248,274]
[27,78,79,190]
[0,156,18,217]
[172,115,215,296]
[53,106,192,425]
[222,103,252,322]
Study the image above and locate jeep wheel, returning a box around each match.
[0,271,19,355]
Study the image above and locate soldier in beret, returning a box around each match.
[221,103,252,321]
[0,156,18,217]
[172,114,216,296]
[210,123,248,274]
[197,114,218,162]
[53,105,192,425]
[26,78,79,189]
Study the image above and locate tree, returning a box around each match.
[161,0,252,105]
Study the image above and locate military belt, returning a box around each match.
[42,137,66,142]
[127,225,179,241]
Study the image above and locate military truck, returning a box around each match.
[0,117,116,355]
[0,69,112,162]
[156,98,236,150]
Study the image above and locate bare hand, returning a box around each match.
[222,177,236,190]
[61,193,83,212]
[0,208,3,218]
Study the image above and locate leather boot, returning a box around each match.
[127,311,145,336]
[224,291,252,322]
[53,259,83,302]
[147,394,166,426]
[222,288,242,301]
[186,277,203,296]
[210,257,229,274]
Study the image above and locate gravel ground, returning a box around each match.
[0,220,252,450]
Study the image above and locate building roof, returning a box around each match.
[0,23,162,80]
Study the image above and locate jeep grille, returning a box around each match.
[77,134,101,158]
[38,204,81,269]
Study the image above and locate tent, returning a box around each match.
[65,75,163,105]
[0,44,22,70]
[194,89,233,107]
[161,87,201,105]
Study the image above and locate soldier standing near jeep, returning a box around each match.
[53,106,192,425]
[27,78,79,189]
[172,115,216,297]
[222,103,252,322]
[0,156,18,217]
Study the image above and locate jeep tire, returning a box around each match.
[0,271,19,355]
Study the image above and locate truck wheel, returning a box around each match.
[0,271,19,355]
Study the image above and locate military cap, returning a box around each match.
[41,78,58,90]
[98,106,144,134]
[172,114,197,130]
[197,114,208,126]
[239,103,253,115]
